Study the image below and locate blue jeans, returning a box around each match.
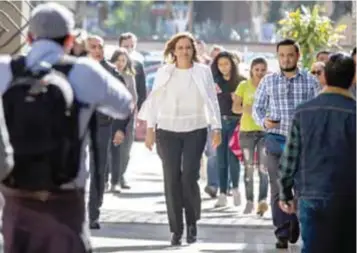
[216,117,240,194]
[206,150,218,187]
[205,130,219,187]
[299,198,356,253]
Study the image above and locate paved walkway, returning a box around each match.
[99,143,273,227]
[90,143,302,252]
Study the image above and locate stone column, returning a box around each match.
[0,0,31,55]
[352,0,356,46]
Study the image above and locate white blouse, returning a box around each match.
[157,68,207,132]
[138,62,222,131]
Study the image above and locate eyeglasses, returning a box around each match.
[311,70,322,76]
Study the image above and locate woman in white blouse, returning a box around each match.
[139,32,222,246]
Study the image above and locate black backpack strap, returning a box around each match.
[10,55,27,78]
[11,55,75,79]
[52,55,78,76]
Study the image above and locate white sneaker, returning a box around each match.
[243,201,254,214]
[232,188,241,206]
[214,194,227,207]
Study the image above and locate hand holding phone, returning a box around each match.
[264,118,280,129]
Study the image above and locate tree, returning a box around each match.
[278,5,347,69]
[105,0,154,38]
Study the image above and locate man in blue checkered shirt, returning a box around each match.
[252,39,319,249]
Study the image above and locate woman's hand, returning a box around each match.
[145,128,156,151]
[243,105,252,115]
[211,130,222,149]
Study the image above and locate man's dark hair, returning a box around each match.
[324,53,355,89]
[351,47,356,57]
[48,36,68,46]
[276,39,300,54]
[316,50,331,59]
[118,32,137,46]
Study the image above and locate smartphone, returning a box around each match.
[269,119,281,123]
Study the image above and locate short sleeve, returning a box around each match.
[235,80,247,98]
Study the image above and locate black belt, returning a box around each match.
[222,115,239,120]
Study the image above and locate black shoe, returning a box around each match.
[89,220,100,230]
[186,224,197,244]
[204,186,217,198]
[170,233,182,246]
[289,220,300,244]
[120,183,131,189]
[275,238,288,249]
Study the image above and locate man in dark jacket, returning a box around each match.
[279,53,356,253]
[86,34,129,229]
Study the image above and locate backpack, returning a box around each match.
[2,55,89,191]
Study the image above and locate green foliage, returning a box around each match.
[278,5,347,69]
[105,0,154,37]
[284,1,316,12]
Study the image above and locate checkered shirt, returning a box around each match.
[252,69,319,136]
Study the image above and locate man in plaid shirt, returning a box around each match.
[252,39,319,249]
[278,53,356,253]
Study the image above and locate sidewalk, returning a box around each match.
[0,142,301,252]
[91,223,301,253]
[99,142,273,228]
[91,142,301,252]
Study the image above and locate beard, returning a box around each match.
[280,65,297,72]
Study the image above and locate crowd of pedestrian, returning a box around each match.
[0,2,355,253]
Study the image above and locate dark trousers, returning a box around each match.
[110,118,135,186]
[2,190,90,253]
[263,151,299,239]
[88,123,112,222]
[299,198,356,253]
[156,128,207,235]
[216,118,240,194]
[239,131,268,202]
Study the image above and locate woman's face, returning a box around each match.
[311,63,326,86]
[72,42,86,56]
[251,63,267,82]
[173,37,194,63]
[115,54,128,72]
[217,57,232,77]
